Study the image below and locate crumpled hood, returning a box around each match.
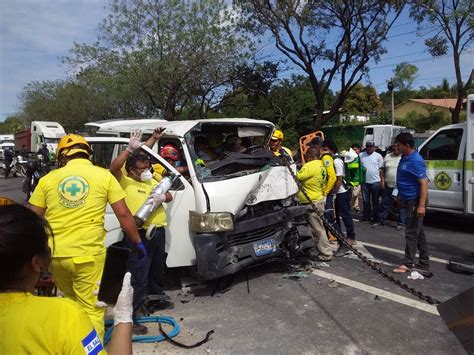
[202,165,298,214]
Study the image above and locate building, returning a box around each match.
[394,98,467,120]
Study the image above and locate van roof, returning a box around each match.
[86,118,274,137]
[363,124,406,128]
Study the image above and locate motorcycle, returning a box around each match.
[0,155,27,178]
[22,155,50,199]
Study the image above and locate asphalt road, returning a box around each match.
[1,177,473,354]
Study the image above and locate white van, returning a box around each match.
[418,94,474,215]
[86,118,313,280]
[362,124,407,152]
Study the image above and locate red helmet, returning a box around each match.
[160,144,180,161]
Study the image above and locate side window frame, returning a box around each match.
[419,128,463,161]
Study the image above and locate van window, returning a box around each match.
[419,128,463,160]
[365,128,374,135]
[90,143,121,168]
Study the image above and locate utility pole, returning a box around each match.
[387,80,395,125]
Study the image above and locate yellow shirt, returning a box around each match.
[272,146,293,157]
[296,159,327,203]
[0,292,106,354]
[29,159,126,257]
[321,154,336,195]
[120,174,167,228]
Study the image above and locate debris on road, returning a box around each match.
[328,279,339,288]
[408,271,424,280]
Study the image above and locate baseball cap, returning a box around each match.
[365,141,375,147]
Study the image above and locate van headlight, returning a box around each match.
[189,211,234,233]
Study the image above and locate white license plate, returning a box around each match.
[254,239,277,257]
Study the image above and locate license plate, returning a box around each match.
[254,239,277,257]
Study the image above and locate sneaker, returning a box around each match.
[333,245,351,257]
[396,225,405,232]
[132,323,148,335]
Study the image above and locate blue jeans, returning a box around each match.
[324,192,336,230]
[124,227,166,315]
[362,182,382,222]
[335,189,356,240]
[379,186,406,225]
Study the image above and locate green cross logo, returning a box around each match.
[434,171,451,190]
[66,183,81,196]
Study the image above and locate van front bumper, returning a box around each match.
[193,205,313,280]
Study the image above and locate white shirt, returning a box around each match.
[360,151,383,184]
[334,157,348,194]
[383,152,402,188]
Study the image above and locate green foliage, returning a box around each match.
[0,116,26,134]
[392,62,419,91]
[65,0,253,120]
[398,108,450,133]
[343,84,383,115]
[370,111,392,125]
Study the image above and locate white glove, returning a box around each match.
[152,193,166,204]
[113,272,134,325]
[127,130,142,153]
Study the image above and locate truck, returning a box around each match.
[362,124,407,152]
[417,94,474,216]
[15,121,66,154]
[0,134,15,158]
[84,118,314,280]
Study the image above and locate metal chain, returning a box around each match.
[280,152,441,305]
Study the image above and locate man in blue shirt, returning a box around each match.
[393,132,430,273]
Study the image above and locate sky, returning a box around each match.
[1,1,473,121]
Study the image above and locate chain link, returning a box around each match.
[280,152,441,305]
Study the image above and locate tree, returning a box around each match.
[392,62,419,91]
[237,0,404,129]
[343,83,384,115]
[0,116,25,134]
[65,0,252,120]
[410,0,474,123]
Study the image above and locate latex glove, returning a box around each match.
[113,272,134,325]
[152,193,166,204]
[131,241,147,269]
[127,130,142,153]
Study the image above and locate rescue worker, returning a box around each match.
[0,203,133,355]
[160,143,189,176]
[110,129,173,335]
[29,134,144,340]
[296,146,333,261]
[269,129,292,159]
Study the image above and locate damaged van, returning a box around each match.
[85,118,313,280]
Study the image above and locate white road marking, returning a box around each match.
[312,269,439,315]
[357,241,449,265]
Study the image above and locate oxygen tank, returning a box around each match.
[134,175,178,227]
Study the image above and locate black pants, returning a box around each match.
[124,227,166,315]
[4,159,13,178]
[403,199,429,268]
[362,182,381,222]
[335,189,356,240]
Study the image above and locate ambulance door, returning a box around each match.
[465,94,474,215]
[419,127,465,211]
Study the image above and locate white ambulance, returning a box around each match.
[418,94,474,215]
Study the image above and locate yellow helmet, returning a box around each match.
[271,129,284,141]
[56,134,91,158]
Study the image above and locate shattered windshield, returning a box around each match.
[185,123,284,181]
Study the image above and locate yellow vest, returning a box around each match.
[320,154,336,195]
[120,174,167,228]
[29,158,126,257]
[296,159,327,203]
[0,292,105,354]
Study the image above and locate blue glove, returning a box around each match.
[132,242,147,268]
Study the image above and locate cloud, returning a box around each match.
[0,0,107,119]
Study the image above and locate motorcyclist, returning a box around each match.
[3,147,16,179]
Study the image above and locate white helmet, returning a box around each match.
[344,148,358,163]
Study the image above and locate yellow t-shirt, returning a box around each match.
[29,159,126,257]
[120,174,167,228]
[272,146,293,157]
[0,292,106,354]
[320,154,336,195]
[296,159,327,203]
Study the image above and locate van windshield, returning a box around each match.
[185,123,283,181]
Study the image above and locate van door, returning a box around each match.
[419,127,465,211]
[86,137,196,268]
[465,94,474,215]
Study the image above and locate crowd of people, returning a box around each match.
[0,126,430,353]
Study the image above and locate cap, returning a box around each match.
[306,137,322,147]
[365,141,375,147]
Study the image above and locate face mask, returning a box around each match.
[140,170,153,181]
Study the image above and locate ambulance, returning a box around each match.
[418,94,474,215]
